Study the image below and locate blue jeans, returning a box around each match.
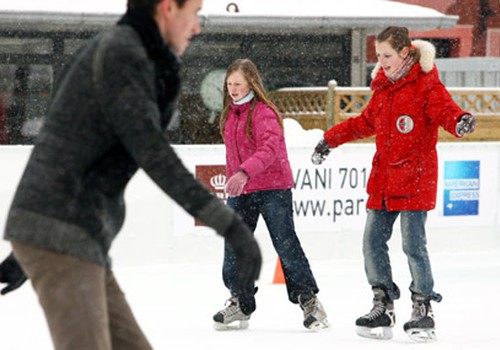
[223,189,319,312]
[363,208,441,301]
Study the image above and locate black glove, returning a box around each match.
[456,114,476,136]
[311,138,331,165]
[0,252,27,295]
[224,216,262,288]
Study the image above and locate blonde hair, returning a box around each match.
[219,59,283,140]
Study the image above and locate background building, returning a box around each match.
[0,0,462,144]
[364,0,500,87]
[394,0,499,57]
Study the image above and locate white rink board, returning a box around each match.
[171,142,500,236]
[0,142,499,240]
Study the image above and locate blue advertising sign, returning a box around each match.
[443,161,480,216]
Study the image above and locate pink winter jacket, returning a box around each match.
[223,99,294,194]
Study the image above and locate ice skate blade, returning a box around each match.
[406,328,437,342]
[356,326,393,340]
[213,320,249,331]
[306,319,331,332]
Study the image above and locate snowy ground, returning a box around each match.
[1,226,499,350]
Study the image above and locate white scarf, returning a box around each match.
[233,90,255,105]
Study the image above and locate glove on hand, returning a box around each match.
[311,139,331,165]
[0,252,27,295]
[225,170,248,197]
[456,114,476,136]
[224,216,262,288]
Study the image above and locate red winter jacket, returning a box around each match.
[224,99,293,194]
[324,40,469,211]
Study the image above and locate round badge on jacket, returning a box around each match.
[396,115,414,134]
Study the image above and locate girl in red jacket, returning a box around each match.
[213,59,329,331]
[312,27,476,342]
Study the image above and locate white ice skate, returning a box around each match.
[405,327,437,342]
[355,288,395,340]
[307,318,331,332]
[299,294,331,332]
[356,324,394,340]
[403,293,437,343]
[213,296,251,331]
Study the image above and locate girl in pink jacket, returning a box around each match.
[213,59,329,332]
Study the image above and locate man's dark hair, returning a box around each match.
[127,0,187,13]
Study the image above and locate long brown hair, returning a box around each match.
[219,59,283,140]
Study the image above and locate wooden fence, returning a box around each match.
[269,80,500,142]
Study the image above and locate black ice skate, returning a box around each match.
[355,288,395,340]
[403,293,437,342]
[213,296,251,331]
[299,294,331,331]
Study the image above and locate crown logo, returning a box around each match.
[210,174,226,191]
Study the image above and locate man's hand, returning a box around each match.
[311,139,331,165]
[224,217,262,288]
[0,252,27,295]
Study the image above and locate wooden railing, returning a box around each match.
[270,87,330,130]
[269,80,500,142]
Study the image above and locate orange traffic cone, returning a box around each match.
[272,257,286,284]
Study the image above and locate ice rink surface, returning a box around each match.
[1,125,498,349]
[1,227,499,350]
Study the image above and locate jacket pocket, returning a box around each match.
[386,155,420,197]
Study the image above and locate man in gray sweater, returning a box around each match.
[0,0,261,349]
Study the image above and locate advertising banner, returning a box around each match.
[173,142,499,236]
[432,142,498,227]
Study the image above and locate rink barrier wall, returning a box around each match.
[0,142,499,266]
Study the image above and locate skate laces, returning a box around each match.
[300,295,327,321]
[410,301,432,321]
[362,301,386,321]
[220,297,241,316]
[300,295,318,313]
[299,295,318,313]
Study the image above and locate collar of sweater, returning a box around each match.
[117,6,179,69]
[117,6,180,118]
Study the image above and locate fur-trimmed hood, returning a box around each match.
[371,39,436,79]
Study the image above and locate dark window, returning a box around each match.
[0,30,94,145]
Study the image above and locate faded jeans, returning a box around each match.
[222,189,318,312]
[363,208,441,301]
